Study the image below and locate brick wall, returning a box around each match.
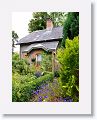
[20,45,59,71]
[29,49,43,58]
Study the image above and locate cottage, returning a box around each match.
[17,18,63,72]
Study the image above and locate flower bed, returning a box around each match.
[12,72,54,102]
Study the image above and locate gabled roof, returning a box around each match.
[22,41,59,53]
[17,26,63,45]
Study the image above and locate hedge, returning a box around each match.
[12,72,54,102]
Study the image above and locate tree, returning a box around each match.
[28,12,66,33]
[50,12,66,26]
[28,12,48,32]
[12,31,19,53]
[61,12,79,47]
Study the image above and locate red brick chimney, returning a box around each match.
[46,18,53,30]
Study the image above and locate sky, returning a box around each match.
[12,12,32,52]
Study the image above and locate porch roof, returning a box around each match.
[22,41,59,53]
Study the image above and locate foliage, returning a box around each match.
[12,52,19,60]
[12,31,19,53]
[62,12,79,47]
[28,12,48,32]
[57,36,79,101]
[12,53,33,75]
[49,12,66,27]
[41,52,52,72]
[12,73,36,102]
[12,72,54,102]
[54,71,60,77]
[12,53,54,102]
[28,12,66,33]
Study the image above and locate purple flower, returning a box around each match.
[44,96,48,98]
[33,91,38,95]
[36,90,39,93]
[38,96,42,102]
[38,90,42,93]
[39,96,42,99]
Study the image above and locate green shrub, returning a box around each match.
[12,73,36,102]
[12,72,54,102]
[57,36,79,101]
[36,72,54,83]
[41,52,52,72]
[12,52,19,60]
[12,53,35,75]
[12,59,30,75]
[54,71,60,77]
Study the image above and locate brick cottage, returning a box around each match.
[17,18,63,72]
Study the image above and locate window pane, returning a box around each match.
[37,54,42,62]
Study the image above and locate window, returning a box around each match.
[36,54,42,65]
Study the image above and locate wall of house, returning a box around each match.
[20,45,44,70]
[21,45,43,61]
[28,49,43,63]
[20,44,59,72]
[20,44,29,58]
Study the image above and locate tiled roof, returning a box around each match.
[17,26,63,45]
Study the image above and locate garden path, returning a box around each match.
[30,78,65,102]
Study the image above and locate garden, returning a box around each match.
[12,12,79,102]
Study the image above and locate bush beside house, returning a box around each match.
[57,36,79,101]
